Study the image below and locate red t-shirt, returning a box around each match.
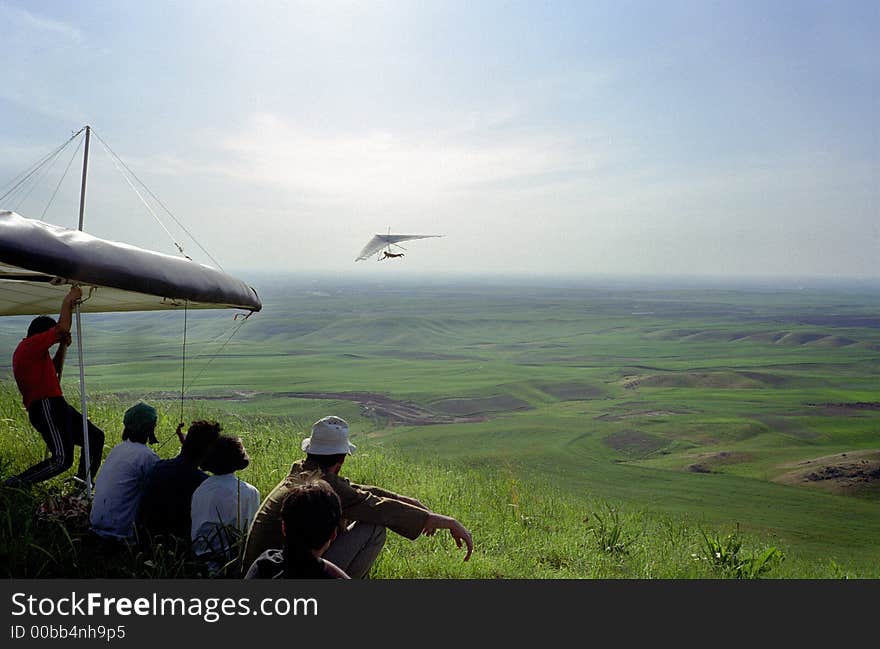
[12,326,64,410]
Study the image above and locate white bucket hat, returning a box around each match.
[301,416,357,455]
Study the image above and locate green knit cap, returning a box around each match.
[123,402,158,438]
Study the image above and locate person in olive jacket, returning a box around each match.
[242,416,473,578]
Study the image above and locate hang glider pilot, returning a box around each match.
[4,286,105,488]
[242,416,474,579]
[379,251,404,260]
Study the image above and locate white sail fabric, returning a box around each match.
[0,211,261,316]
[355,233,442,261]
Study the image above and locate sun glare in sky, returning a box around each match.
[0,1,876,280]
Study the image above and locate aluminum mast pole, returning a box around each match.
[74,125,93,497]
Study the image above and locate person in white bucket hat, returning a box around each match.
[243,415,473,578]
[300,416,357,455]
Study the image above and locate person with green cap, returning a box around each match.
[89,402,160,543]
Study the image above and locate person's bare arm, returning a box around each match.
[421,513,473,561]
[57,287,81,334]
[53,287,81,378]
[52,331,71,378]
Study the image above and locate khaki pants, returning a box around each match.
[323,522,386,579]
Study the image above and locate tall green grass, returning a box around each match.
[0,389,866,578]
[3,282,880,578]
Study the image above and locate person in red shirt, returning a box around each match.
[4,286,105,488]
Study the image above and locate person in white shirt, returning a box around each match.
[190,435,260,572]
[89,402,160,543]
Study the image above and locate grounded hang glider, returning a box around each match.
[0,209,261,497]
[0,125,261,499]
[355,233,443,262]
[0,210,261,316]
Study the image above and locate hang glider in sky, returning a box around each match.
[355,232,442,262]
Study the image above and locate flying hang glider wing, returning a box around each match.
[354,233,442,261]
[0,210,262,316]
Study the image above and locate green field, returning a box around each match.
[1,275,879,577]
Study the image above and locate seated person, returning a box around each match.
[89,402,160,543]
[245,475,349,579]
[136,420,221,544]
[242,416,472,578]
[191,435,261,569]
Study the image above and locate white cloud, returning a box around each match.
[0,4,89,123]
[0,4,82,42]
[211,113,586,208]
[0,86,84,124]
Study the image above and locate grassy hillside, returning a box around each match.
[0,389,860,578]
[1,277,879,577]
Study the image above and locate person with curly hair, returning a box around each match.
[136,420,221,543]
[191,435,260,570]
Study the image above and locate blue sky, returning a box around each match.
[0,1,876,279]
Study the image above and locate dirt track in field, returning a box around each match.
[685,450,754,474]
[117,390,490,426]
[275,391,489,426]
[807,402,880,416]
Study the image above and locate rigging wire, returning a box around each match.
[86,126,253,438]
[91,129,225,270]
[41,136,85,220]
[155,311,250,452]
[93,134,188,258]
[0,127,85,204]
[3,126,255,454]
[10,143,69,213]
[6,132,79,212]
[182,314,250,395]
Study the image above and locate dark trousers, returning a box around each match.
[13,397,105,485]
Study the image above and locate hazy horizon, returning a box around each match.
[237,268,880,294]
[1,1,877,281]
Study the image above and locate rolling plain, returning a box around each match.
[2,274,879,577]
